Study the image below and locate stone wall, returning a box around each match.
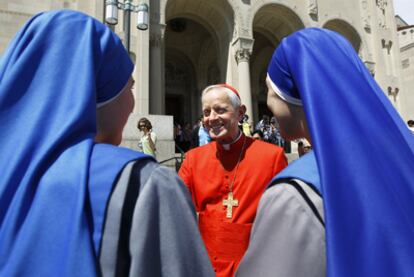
[398,26,414,120]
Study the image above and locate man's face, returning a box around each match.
[202,88,243,144]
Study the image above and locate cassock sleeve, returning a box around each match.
[99,160,214,277]
[236,180,326,277]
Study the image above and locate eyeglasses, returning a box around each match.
[138,124,146,129]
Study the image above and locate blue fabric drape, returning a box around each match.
[268,28,414,276]
[89,144,152,256]
[0,10,147,276]
[272,151,320,193]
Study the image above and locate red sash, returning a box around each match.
[199,213,251,276]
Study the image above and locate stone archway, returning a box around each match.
[250,4,304,123]
[165,18,211,126]
[323,19,362,52]
[164,0,234,125]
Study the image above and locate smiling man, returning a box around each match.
[179,84,287,277]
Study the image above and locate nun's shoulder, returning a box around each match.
[125,159,187,195]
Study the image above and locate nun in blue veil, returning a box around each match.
[237,28,414,277]
[0,10,213,276]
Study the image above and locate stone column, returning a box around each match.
[133,25,150,114]
[233,38,254,122]
[149,23,166,115]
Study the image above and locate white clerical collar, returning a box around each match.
[221,131,242,151]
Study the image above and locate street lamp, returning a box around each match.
[105,0,149,53]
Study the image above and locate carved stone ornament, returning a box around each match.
[362,15,371,31]
[381,39,392,54]
[402,58,410,69]
[376,0,387,28]
[235,49,250,64]
[360,0,371,31]
[376,0,387,12]
[387,86,399,102]
[308,0,318,16]
[363,61,376,76]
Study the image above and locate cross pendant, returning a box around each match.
[223,191,239,218]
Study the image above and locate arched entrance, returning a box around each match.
[250,4,304,123]
[323,19,362,52]
[165,18,212,125]
[164,0,234,126]
[165,49,196,125]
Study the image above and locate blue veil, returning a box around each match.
[0,10,137,275]
[267,28,414,276]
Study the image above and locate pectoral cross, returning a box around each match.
[223,192,238,218]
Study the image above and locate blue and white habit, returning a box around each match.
[0,10,213,276]
[237,28,414,277]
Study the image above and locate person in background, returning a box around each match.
[0,10,214,276]
[266,117,282,146]
[252,130,264,141]
[191,116,212,148]
[297,138,312,157]
[241,114,252,137]
[191,118,201,149]
[255,114,270,134]
[138,117,157,158]
[255,115,271,141]
[272,117,284,145]
[237,28,414,277]
[407,119,414,134]
[174,122,184,153]
[179,84,287,277]
[199,119,212,146]
[184,122,194,151]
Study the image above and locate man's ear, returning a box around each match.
[239,105,247,120]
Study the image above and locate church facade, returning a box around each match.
[0,0,410,125]
[397,17,414,121]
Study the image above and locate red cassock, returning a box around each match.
[179,134,288,277]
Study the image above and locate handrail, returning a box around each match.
[159,144,185,172]
[175,143,185,155]
[159,156,179,164]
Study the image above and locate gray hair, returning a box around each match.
[201,84,241,108]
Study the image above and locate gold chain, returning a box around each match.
[226,134,247,193]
